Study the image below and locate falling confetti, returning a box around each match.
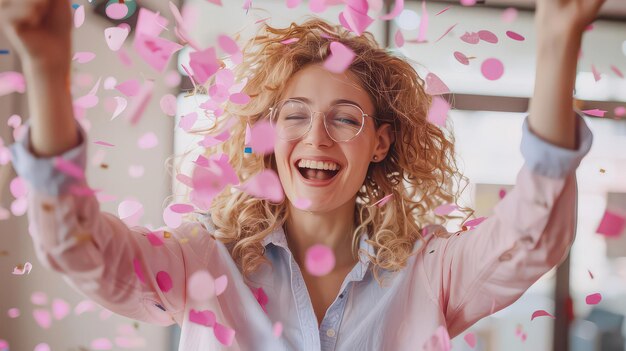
[481,58,505,81]
[305,244,335,276]
[586,293,602,305]
[596,210,626,237]
[323,42,356,74]
[531,309,555,320]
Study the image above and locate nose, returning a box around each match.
[302,111,333,147]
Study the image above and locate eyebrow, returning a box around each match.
[288,96,365,111]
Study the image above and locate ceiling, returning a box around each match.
[421,0,626,20]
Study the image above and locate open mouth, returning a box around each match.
[295,159,341,182]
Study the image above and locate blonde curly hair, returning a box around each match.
[182,17,470,284]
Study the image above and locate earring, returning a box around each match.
[373,155,378,161]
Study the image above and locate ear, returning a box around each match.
[373,123,395,161]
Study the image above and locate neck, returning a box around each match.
[284,199,359,270]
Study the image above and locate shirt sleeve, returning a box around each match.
[8,121,217,326]
[420,111,593,338]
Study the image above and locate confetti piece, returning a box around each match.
[460,0,476,5]
[506,30,525,41]
[54,157,85,180]
[435,7,450,16]
[134,35,183,73]
[214,323,236,346]
[104,26,130,52]
[434,23,458,43]
[531,309,555,320]
[217,34,240,55]
[323,42,355,74]
[128,165,145,178]
[163,206,183,228]
[464,216,487,228]
[273,321,283,338]
[230,92,251,105]
[74,5,85,28]
[146,232,164,246]
[434,203,458,216]
[249,120,276,155]
[33,309,52,329]
[0,71,26,96]
[586,292,602,305]
[137,132,158,149]
[91,338,113,350]
[115,79,141,96]
[74,300,97,315]
[478,30,498,44]
[464,332,477,348]
[74,94,99,109]
[610,65,624,78]
[591,64,601,82]
[34,343,51,351]
[118,200,144,227]
[214,275,228,296]
[189,309,216,327]
[0,49,9,54]
[106,3,128,20]
[10,197,27,216]
[9,177,27,198]
[188,271,215,301]
[73,51,97,63]
[588,269,594,279]
[423,325,451,351]
[127,79,155,125]
[251,287,268,312]
[596,210,626,237]
[305,244,335,276]
[294,197,312,210]
[340,4,374,36]
[453,51,469,65]
[460,32,480,44]
[615,106,626,117]
[179,112,198,132]
[160,94,177,116]
[370,193,393,207]
[52,298,70,320]
[502,7,518,22]
[189,47,220,85]
[582,109,607,117]
[237,169,284,203]
[12,261,32,275]
[416,1,429,42]
[281,38,299,45]
[394,30,404,48]
[481,58,504,81]
[425,72,450,95]
[427,96,450,127]
[133,258,146,284]
[0,340,8,351]
[7,308,20,318]
[156,271,173,292]
[499,188,507,199]
[111,96,128,121]
[94,141,115,147]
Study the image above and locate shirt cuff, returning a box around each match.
[8,120,87,197]
[520,110,593,179]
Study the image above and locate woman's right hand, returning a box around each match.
[0,0,72,70]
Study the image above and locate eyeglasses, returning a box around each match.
[268,99,373,143]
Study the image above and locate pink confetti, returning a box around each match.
[128,165,145,178]
[460,0,476,5]
[10,177,27,198]
[305,244,335,276]
[372,193,393,207]
[340,5,374,36]
[163,206,183,228]
[0,71,26,96]
[115,79,141,96]
[499,188,507,199]
[591,64,602,82]
[481,58,504,81]
[453,51,469,65]
[106,3,128,20]
[32,292,48,305]
[502,7,518,22]
[34,343,51,351]
[237,169,284,203]
[74,94,99,109]
[423,325,451,351]
[33,309,52,329]
[230,92,251,105]
[74,5,85,28]
[188,271,215,301]
[170,203,195,213]
[179,112,198,132]
[273,321,283,338]
[52,298,70,320]
[582,109,607,117]
[189,47,220,85]
[464,216,487,228]
[94,141,115,147]
[217,34,240,55]
[596,210,625,237]
[118,200,144,226]
[146,232,164,247]
[464,332,477,348]
[7,308,20,318]
[294,197,312,210]
[74,300,97,315]
[52,157,85,180]
[460,32,480,44]
[160,94,177,116]
[250,120,276,155]
[394,30,404,48]
[156,271,173,292]
[137,132,158,149]
[91,338,113,350]
[506,30,525,41]
[189,309,216,327]
[434,203,458,216]
[214,275,228,296]
[425,72,450,95]
[10,197,27,216]
[586,293,602,305]
[134,35,183,73]
[434,23,458,43]
[615,106,626,117]
[417,1,428,42]
[478,30,498,44]
[214,323,236,346]
[323,42,355,74]
[435,7,451,16]
[610,65,624,78]
[0,339,9,350]
[133,258,146,284]
[104,26,130,51]
[251,287,269,312]
[281,38,299,45]
[73,51,97,63]
[427,96,450,127]
[12,261,32,275]
[531,309,555,320]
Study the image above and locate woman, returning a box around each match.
[0,0,601,350]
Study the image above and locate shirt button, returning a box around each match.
[326,329,336,337]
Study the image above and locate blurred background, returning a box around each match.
[1,0,625,350]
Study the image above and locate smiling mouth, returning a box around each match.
[297,167,340,181]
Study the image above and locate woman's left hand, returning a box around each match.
[535,0,607,40]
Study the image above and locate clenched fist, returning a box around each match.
[0,0,72,69]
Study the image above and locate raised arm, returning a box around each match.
[528,0,606,150]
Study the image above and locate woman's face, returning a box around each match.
[272,63,393,213]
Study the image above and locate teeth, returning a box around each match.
[297,159,340,171]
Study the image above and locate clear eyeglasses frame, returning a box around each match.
[268,98,375,143]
